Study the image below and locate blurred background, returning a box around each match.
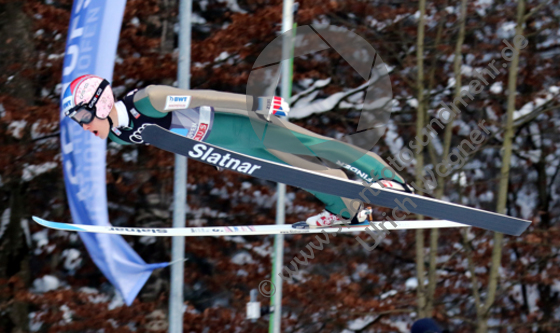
[1,0,559,332]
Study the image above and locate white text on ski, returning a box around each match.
[188,143,262,174]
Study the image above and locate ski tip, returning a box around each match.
[32,216,87,232]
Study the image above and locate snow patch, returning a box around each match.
[485,106,498,121]
[223,236,246,243]
[0,208,10,239]
[62,249,82,271]
[479,190,494,202]
[32,275,60,292]
[122,149,138,163]
[405,277,418,289]
[474,0,494,16]
[352,263,368,280]
[60,304,73,324]
[451,172,467,187]
[384,120,404,157]
[291,78,331,104]
[79,287,99,294]
[516,189,537,219]
[380,289,397,300]
[192,13,207,24]
[79,287,111,304]
[108,293,124,310]
[387,319,410,333]
[29,312,44,332]
[346,315,375,330]
[8,120,27,139]
[231,251,254,265]
[514,102,534,121]
[139,236,157,245]
[447,77,456,88]
[407,98,418,108]
[32,229,49,254]
[250,240,272,257]
[22,162,57,181]
[490,81,503,94]
[21,219,31,248]
[214,51,230,62]
[291,78,388,119]
[461,65,474,76]
[218,0,246,13]
[497,21,517,39]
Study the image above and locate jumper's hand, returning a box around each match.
[257,96,290,120]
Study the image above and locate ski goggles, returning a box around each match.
[65,79,110,126]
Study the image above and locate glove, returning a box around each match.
[256,96,290,120]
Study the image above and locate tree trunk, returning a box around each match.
[0,2,34,331]
[160,0,177,54]
[425,0,469,316]
[414,0,427,318]
[0,1,35,99]
[0,182,30,333]
[477,0,525,331]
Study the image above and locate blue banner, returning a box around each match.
[60,0,168,306]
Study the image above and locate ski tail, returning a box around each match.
[34,217,89,232]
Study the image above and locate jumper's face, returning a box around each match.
[82,117,110,140]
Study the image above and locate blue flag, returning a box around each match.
[60,0,168,306]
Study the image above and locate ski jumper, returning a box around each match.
[108,85,406,218]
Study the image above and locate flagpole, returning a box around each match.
[270,2,296,332]
[170,0,192,332]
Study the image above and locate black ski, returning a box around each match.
[141,125,530,236]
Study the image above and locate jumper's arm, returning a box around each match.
[133,85,257,113]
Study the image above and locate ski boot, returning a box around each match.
[371,179,415,193]
[292,207,373,229]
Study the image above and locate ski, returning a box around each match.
[32,216,466,237]
[141,125,531,236]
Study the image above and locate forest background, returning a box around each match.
[1,0,560,332]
